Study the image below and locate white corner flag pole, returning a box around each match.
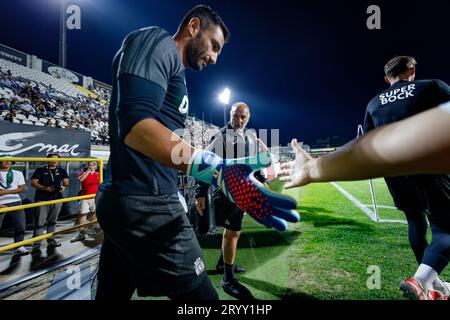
[357,125,380,222]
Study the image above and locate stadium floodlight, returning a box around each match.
[218,88,231,126]
[218,88,230,105]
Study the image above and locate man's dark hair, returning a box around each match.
[384,56,417,78]
[178,4,230,42]
[47,153,60,158]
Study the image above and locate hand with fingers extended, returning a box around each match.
[278,138,316,188]
[188,150,300,231]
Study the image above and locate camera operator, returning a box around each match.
[30,153,69,254]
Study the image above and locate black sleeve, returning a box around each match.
[363,106,375,133]
[115,73,166,141]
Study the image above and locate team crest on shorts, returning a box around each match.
[194,257,205,276]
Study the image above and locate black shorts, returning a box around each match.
[384,176,424,211]
[212,191,244,232]
[95,190,207,297]
[414,174,450,226]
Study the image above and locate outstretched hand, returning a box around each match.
[278,138,315,188]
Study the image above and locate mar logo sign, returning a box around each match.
[0,122,90,158]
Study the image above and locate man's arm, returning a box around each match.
[0,185,25,196]
[31,179,53,192]
[125,118,195,172]
[30,169,53,191]
[279,104,450,187]
[61,169,70,187]
[78,171,90,183]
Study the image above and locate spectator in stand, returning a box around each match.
[55,120,63,128]
[0,97,9,111]
[0,75,12,88]
[20,98,36,114]
[19,82,32,97]
[46,102,56,117]
[9,107,17,116]
[0,75,18,93]
[9,96,20,109]
[35,103,46,117]
[3,112,14,122]
[71,160,100,242]
[45,119,53,127]
[0,154,29,255]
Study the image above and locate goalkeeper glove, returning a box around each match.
[187,150,300,231]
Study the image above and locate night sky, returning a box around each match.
[1,0,449,145]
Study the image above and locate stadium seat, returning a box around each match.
[0,58,88,98]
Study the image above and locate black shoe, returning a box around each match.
[222,278,254,300]
[31,246,42,256]
[216,263,246,274]
[47,240,61,248]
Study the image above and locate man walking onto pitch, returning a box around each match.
[363,56,450,300]
[95,5,299,300]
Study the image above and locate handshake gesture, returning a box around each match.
[188,150,300,231]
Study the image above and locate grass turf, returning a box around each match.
[135,179,449,300]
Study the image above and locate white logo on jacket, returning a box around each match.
[379,84,415,105]
[194,257,205,276]
[178,95,189,114]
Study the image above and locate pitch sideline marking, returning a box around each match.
[330,182,407,224]
[330,182,378,221]
[363,204,397,210]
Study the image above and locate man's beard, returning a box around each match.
[185,35,205,71]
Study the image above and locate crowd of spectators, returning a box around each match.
[183,116,219,149]
[0,65,223,148]
[0,66,110,145]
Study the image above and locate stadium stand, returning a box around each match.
[0,58,110,145]
[0,55,219,147]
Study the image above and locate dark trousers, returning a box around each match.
[0,201,26,243]
[94,236,218,300]
[422,222,450,274]
[94,190,218,300]
[404,209,429,265]
[32,203,62,247]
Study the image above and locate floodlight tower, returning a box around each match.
[218,88,231,127]
[59,0,67,68]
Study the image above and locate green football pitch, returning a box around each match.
[135,179,449,300]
